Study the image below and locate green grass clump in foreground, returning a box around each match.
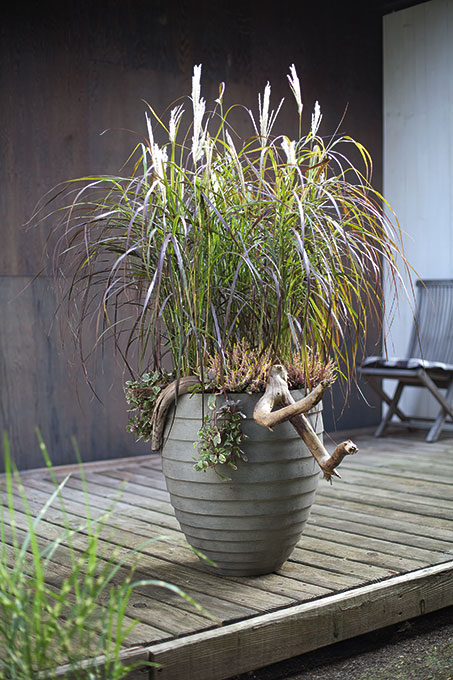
[0,433,209,679]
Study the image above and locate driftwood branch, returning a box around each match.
[151,365,358,482]
[151,376,201,451]
[254,365,358,482]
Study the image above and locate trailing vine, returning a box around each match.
[194,395,248,480]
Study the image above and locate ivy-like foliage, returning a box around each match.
[125,370,174,441]
[193,395,248,480]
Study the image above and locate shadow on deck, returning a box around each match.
[1,428,452,679]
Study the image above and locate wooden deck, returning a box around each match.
[2,429,453,679]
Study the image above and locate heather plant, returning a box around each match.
[204,340,337,393]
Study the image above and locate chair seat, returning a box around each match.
[361,356,453,373]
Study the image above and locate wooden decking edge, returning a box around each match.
[52,646,150,679]
[146,560,453,680]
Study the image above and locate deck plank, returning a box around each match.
[309,512,453,552]
[1,430,452,679]
[317,484,453,519]
[312,499,453,541]
[294,535,427,571]
[1,483,300,614]
[0,518,217,638]
[324,474,453,511]
[301,524,451,564]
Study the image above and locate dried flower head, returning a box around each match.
[287,63,303,118]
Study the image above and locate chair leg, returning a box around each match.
[375,381,405,438]
[418,372,453,419]
[425,379,453,443]
[365,377,409,424]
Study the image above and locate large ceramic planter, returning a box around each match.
[162,391,322,576]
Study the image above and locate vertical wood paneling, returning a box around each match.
[0,276,149,472]
[383,0,453,419]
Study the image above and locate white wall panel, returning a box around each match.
[383,0,453,419]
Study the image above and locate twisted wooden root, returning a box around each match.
[253,365,358,482]
[151,364,358,482]
[151,376,201,451]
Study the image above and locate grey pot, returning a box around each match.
[161,391,322,576]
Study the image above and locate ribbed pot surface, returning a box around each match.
[162,391,322,576]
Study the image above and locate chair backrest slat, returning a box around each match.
[406,280,453,364]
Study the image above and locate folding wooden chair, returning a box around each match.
[359,279,453,442]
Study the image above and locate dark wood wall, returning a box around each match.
[1,1,384,470]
